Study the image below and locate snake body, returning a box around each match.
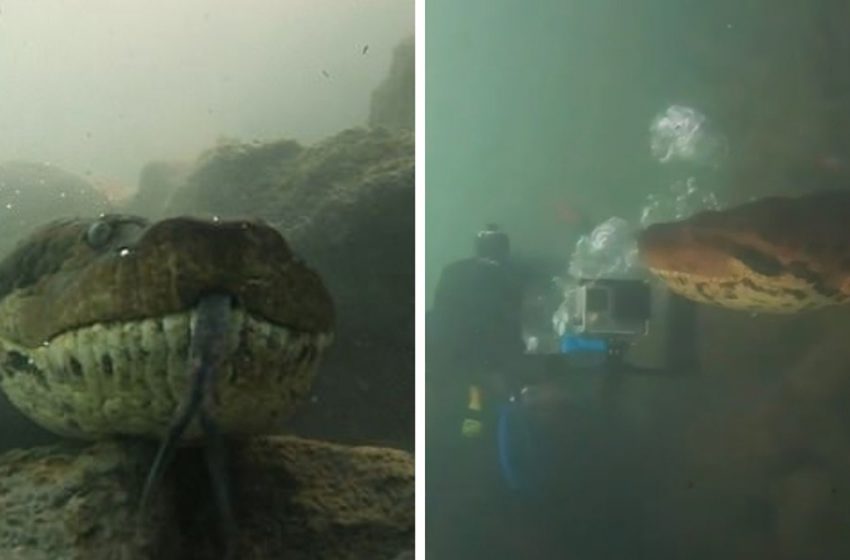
[636,190,850,313]
[0,214,334,440]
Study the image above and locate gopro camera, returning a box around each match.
[572,278,651,338]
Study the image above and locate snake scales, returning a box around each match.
[0,214,335,554]
[637,190,850,313]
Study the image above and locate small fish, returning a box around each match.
[362,45,369,55]
[321,70,330,78]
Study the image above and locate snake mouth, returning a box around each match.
[0,300,332,440]
[138,293,243,535]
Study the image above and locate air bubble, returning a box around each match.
[640,177,722,227]
[567,217,640,280]
[649,105,727,167]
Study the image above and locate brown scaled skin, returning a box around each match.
[0,214,335,559]
[636,190,850,311]
[0,214,334,347]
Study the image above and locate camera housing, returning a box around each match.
[521,271,699,376]
[572,278,651,338]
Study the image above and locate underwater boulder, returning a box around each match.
[169,138,303,219]
[124,160,194,218]
[368,35,414,131]
[212,436,414,559]
[0,442,173,559]
[0,436,414,559]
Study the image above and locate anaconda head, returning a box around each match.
[636,190,850,313]
[0,214,334,439]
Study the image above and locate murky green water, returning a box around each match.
[426,1,850,558]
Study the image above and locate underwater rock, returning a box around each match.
[368,36,414,131]
[216,436,414,559]
[163,127,415,449]
[124,160,194,218]
[0,436,413,560]
[169,138,303,219]
[0,161,111,257]
[0,442,174,560]
[166,127,410,231]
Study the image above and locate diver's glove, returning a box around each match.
[461,384,484,438]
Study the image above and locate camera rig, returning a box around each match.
[523,274,699,376]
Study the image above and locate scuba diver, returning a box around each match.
[425,223,529,559]
[426,221,702,559]
[427,223,526,438]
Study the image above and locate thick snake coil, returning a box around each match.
[0,214,335,555]
[636,190,850,313]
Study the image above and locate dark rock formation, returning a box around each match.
[214,437,414,559]
[164,127,415,449]
[369,36,414,131]
[0,436,414,560]
[169,138,303,219]
[124,160,193,218]
[517,302,850,559]
[0,442,174,559]
[663,305,850,559]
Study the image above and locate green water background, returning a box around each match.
[426,1,850,558]
[426,0,850,302]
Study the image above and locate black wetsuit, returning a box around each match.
[426,256,527,559]
[427,255,526,437]
[429,256,524,370]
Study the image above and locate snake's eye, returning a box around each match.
[85,220,113,248]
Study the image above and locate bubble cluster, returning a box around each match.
[640,176,722,227]
[552,280,580,337]
[649,105,727,167]
[554,105,729,335]
[567,217,641,280]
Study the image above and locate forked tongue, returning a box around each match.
[139,293,238,555]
